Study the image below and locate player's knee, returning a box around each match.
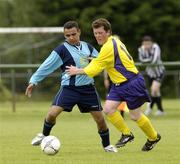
[151,90,160,97]
[151,85,160,96]
[103,107,116,115]
[129,111,141,121]
[47,110,58,122]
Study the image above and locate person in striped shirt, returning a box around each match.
[66,18,161,151]
[138,36,165,116]
[25,20,117,152]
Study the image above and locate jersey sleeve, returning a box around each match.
[87,43,99,58]
[29,51,63,85]
[84,43,112,77]
[151,44,161,64]
[138,47,152,63]
[91,48,99,58]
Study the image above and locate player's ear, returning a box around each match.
[107,30,111,36]
[78,29,81,35]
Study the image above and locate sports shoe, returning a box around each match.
[142,133,161,151]
[154,110,165,116]
[115,132,134,148]
[104,145,118,153]
[31,133,45,146]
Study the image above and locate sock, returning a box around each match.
[107,111,131,135]
[42,119,55,136]
[136,114,157,141]
[98,129,110,148]
[150,96,156,109]
[156,96,164,112]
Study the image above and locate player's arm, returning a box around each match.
[66,45,111,77]
[65,60,104,77]
[151,44,161,64]
[87,44,99,61]
[84,46,111,77]
[103,70,110,90]
[25,51,62,97]
[25,83,34,98]
[138,47,152,63]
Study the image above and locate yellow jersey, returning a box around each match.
[84,36,139,84]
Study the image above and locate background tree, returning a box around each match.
[0,0,179,99]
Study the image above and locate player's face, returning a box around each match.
[93,27,111,45]
[143,41,153,50]
[64,27,81,45]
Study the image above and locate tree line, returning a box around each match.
[0,0,179,98]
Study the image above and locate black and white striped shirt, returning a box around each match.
[138,43,165,78]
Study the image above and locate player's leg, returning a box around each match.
[129,107,161,151]
[151,80,164,115]
[129,107,158,140]
[125,74,161,151]
[78,85,117,152]
[31,105,63,146]
[104,100,131,135]
[104,100,134,148]
[31,86,75,146]
[144,77,153,115]
[43,105,63,135]
[90,111,117,152]
[90,111,107,131]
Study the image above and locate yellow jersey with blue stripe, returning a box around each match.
[84,36,139,84]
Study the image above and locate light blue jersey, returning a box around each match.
[29,41,98,86]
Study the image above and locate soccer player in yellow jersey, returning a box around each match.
[66,18,161,151]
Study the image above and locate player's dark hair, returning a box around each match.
[142,35,153,42]
[63,21,79,30]
[92,18,112,34]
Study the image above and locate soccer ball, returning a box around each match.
[40,135,61,155]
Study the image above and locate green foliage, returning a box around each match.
[0,0,179,59]
[0,79,11,100]
[0,0,179,97]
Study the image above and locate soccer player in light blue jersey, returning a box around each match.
[25,21,117,152]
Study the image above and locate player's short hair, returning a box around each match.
[92,18,112,33]
[142,35,153,42]
[63,21,80,30]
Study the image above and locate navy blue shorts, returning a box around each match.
[52,85,102,113]
[107,74,151,110]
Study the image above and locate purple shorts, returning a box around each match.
[107,74,151,110]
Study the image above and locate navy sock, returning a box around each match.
[150,96,156,109]
[42,119,55,136]
[156,96,164,112]
[98,129,110,148]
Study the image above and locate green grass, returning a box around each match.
[0,99,180,164]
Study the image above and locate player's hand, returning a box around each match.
[66,65,84,76]
[66,65,78,75]
[25,83,34,98]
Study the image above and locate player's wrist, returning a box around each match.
[77,68,85,74]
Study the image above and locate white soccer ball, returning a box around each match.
[40,135,61,155]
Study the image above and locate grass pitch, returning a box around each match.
[0,99,180,164]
